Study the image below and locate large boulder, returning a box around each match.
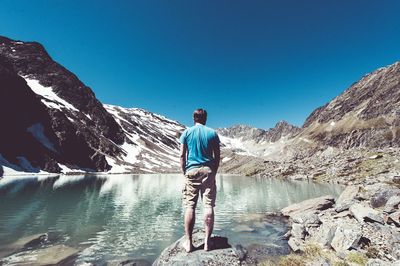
[153,230,244,266]
[0,233,48,258]
[310,221,337,248]
[331,219,362,252]
[350,203,384,224]
[281,195,335,217]
[370,187,400,208]
[335,185,360,212]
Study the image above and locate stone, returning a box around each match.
[288,237,302,252]
[331,220,362,252]
[291,223,305,240]
[310,222,337,248]
[367,259,394,266]
[333,210,352,219]
[393,176,400,184]
[350,203,385,224]
[385,196,400,213]
[281,195,335,217]
[370,188,399,208]
[153,230,243,266]
[106,259,151,266]
[291,211,321,225]
[0,233,48,258]
[5,244,79,265]
[335,185,360,212]
[389,212,400,226]
[245,243,289,262]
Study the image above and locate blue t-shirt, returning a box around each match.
[179,124,220,171]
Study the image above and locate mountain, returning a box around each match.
[218,120,300,143]
[216,120,301,158]
[301,61,400,148]
[1,35,399,176]
[103,104,184,173]
[0,36,184,175]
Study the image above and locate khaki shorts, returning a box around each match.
[182,166,217,208]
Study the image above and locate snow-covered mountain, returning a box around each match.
[2,35,399,176]
[216,121,301,157]
[0,36,185,175]
[103,104,185,173]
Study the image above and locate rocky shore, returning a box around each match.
[277,175,400,266]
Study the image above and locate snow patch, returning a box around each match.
[27,123,57,152]
[24,78,79,111]
[0,154,52,177]
[105,157,130,174]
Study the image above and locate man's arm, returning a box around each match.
[213,141,220,173]
[180,143,187,175]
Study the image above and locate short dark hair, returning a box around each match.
[193,108,207,124]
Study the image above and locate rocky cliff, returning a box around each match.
[301,61,400,148]
[0,36,185,175]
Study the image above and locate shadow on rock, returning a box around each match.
[194,236,231,251]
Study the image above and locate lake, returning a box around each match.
[0,174,343,264]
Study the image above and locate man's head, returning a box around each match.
[193,108,207,125]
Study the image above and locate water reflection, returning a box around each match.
[0,174,342,263]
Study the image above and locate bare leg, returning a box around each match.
[184,207,195,252]
[203,207,214,251]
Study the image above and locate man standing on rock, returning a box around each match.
[179,108,220,252]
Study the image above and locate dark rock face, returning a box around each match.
[302,61,400,148]
[0,36,125,172]
[0,58,61,172]
[217,120,300,143]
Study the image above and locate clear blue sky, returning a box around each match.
[1,1,400,128]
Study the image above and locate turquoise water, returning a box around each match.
[0,174,343,264]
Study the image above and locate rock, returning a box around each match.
[281,195,335,217]
[310,222,337,248]
[389,212,400,226]
[393,176,400,184]
[385,196,400,213]
[350,203,385,224]
[288,237,302,252]
[233,244,247,261]
[367,258,395,266]
[291,223,305,240]
[245,243,289,262]
[288,174,308,181]
[335,185,360,212]
[0,233,48,257]
[370,188,399,208]
[106,259,152,266]
[153,230,243,266]
[333,210,352,219]
[4,244,79,265]
[331,220,362,252]
[291,211,321,226]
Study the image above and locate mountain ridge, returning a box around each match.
[1,35,400,176]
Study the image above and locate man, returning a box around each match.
[179,108,220,252]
